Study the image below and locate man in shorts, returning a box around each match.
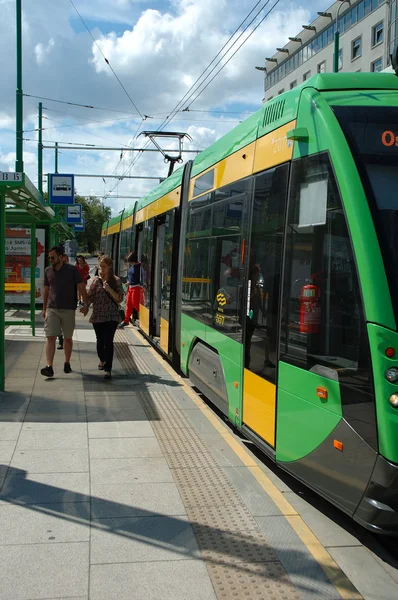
[41,245,89,377]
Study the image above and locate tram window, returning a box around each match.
[160,211,175,322]
[182,193,212,325]
[210,179,250,341]
[119,227,132,280]
[140,219,154,309]
[193,170,214,198]
[281,153,370,382]
[245,164,289,383]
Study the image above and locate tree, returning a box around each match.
[73,195,111,253]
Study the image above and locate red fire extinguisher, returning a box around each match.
[299,283,321,334]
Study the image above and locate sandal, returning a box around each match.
[98,363,105,370]
[104,372,112,381]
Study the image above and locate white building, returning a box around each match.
[262,0,392,102]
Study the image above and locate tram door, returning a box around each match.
[153,216,166,340]
[152,212,175,354]
[242,164,289,448]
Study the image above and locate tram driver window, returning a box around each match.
[280,153,367,378]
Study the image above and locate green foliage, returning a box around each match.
[74,195,111,253]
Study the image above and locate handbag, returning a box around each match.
[102,281,125,323]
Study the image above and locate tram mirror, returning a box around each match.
[298,178,327,228]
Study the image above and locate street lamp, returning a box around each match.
[334,0,350,73]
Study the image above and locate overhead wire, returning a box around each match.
[106,0,277,197]
[68,0,144,119]
[22,93,140,116]
[184,0,281,110]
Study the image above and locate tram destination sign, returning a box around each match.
[49,173,75,205]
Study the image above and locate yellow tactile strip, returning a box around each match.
[117,327,363,600]
[114,336,302,598]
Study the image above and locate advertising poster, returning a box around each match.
[5,227,46,305]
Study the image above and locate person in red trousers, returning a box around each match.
[119,252,143,327]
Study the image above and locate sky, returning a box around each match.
[0,0,332,215]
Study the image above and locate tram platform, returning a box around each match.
[1,313,398,600]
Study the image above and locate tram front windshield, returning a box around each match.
[333,105,398,323]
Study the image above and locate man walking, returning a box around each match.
[41,245,88,377]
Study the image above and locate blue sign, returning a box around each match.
[74,218,85,232]
[66,204,82,224]
[49,174,74,205]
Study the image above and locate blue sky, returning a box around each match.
[0,0,332,214]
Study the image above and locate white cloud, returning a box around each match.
[34,38,55,65]
[0,0,333,213]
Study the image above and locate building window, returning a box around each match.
[339,49,343,70]
[290,80,297,89]
[278,89,284,95]
[303,70,311,81]
[317,61,326,73]
[267,96,274,101]
[372,21,383,47]
[352,36,362,60]
[371,57,383,72]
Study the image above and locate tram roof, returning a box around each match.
[102,72,398,232]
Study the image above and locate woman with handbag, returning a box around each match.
[86,255,124,380]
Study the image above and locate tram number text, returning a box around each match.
[0,172,22,182]
[215,313,225,326]
[381,130,398,148]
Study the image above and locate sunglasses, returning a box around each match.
[48,256,57,261]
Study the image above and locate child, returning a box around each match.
[119,252,143,327]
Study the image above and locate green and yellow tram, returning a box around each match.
[102,72,398,534]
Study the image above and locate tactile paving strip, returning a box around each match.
[117,330,302,599]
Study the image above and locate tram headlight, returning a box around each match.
[385,367,398,383]
[389,394,398,408]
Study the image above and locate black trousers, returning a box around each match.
[93,321,118,372]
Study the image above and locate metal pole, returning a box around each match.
[334,1,349,73]
[38,102,43,194]
[15,0,24,173]
[0,190,6,391]
[55,142,58,173]
[30,222,36,336]
[333,31,340,73]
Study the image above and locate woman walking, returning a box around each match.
[87,256,123,380]
[76,255,90,305]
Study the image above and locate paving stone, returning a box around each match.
[221,466,283,517]
[0,502,90,545]
[0,422,22,441]
[0,471,90,504]
[86,405,148,422]
[16,430,88,450]
[283,492,362,548]
[0,542,89,600]
[90,515,200,564]
[90,457,173,485]
[328,546,398,600]
[91,483,187,518]
[89,437,163,459]
[22,422,87,432]
[88,421,155,438]
[0,440,17,463]
[90,559,216,600]
[11,448,89,473]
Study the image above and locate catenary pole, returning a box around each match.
[15,0,24,172]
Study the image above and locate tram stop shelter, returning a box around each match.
[0,173,74,391]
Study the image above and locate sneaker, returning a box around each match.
[57,343,63,350]
[98,363,105,370]
[104,372,112,381]
[118,322,127,328]
[41,365,54,377]
[64,362,72,373]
